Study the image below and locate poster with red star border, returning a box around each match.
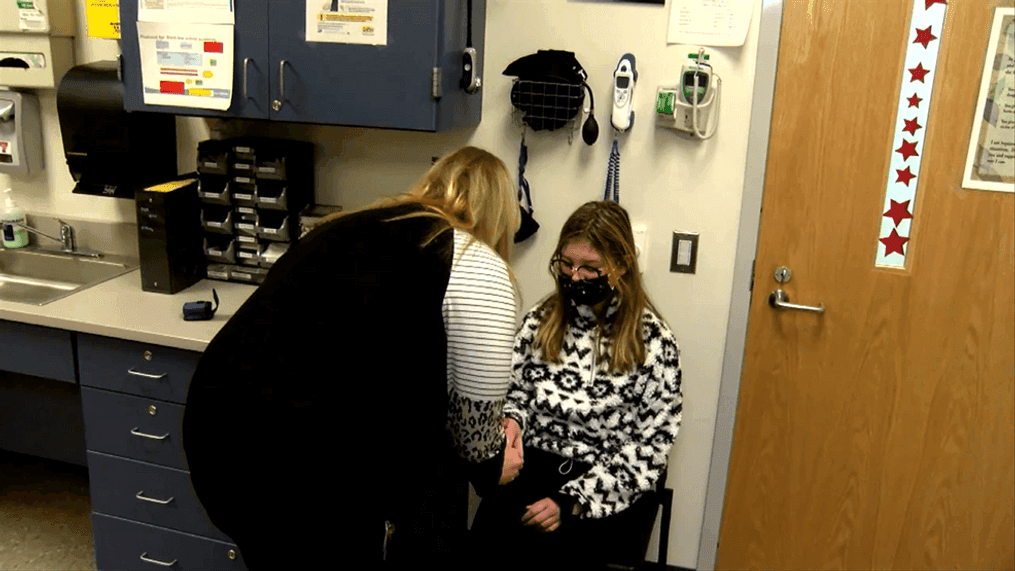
[876,0,949,268]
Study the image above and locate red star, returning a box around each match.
[895,166,917,187]
[896,139,919,161]
[909,63,930,82]
[884,199,914,226]
[880,229,909,257]
[925,0,947,9]
[902,117,923,135]
[907,94,923,108]
[914,26,938,48]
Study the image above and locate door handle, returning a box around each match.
[768,288,825,314]
[136,491,175,505]
[128,368,166,380]
[272,60,289,111]
[130,428,170,440]
[242,57,252,100]
[139,553,178,567]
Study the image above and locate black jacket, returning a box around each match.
[181,203,504,569]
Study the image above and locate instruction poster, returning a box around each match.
[137,21,234,110]
[963,7,1015,193]
[86,0,120,39]
[667,0,754,47]
[139,0,234,25]
[306,0,388,45]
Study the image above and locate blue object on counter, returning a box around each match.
[183,289,219,321]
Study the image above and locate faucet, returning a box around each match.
[5,219,102,258]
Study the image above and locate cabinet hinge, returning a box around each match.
[431,67,442,100]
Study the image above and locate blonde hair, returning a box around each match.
[535,201,658,374]
[318,146,520,264]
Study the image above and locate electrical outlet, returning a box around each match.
[632,224,647,272]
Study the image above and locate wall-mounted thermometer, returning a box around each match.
[611,53,637,132]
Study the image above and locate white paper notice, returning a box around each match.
[306,0,388,45]
[139,0,234,25]
[137,21,234,110]
[668,0,754,47]
[963,8,1015,193]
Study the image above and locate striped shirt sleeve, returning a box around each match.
[443,228,517,463]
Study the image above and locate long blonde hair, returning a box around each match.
[535,201,657,374]
[318,146,520,263]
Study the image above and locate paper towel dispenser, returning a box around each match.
[56,60,177,199]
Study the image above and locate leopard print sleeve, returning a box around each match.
[443,229,517,463]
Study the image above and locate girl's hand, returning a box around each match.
[521,497,560,532]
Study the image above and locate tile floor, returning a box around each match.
[0,450,96,571]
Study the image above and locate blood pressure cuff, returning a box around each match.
[504,50,589,132]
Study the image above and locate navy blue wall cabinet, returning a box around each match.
[118,0,485,131]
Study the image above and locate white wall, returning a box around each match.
[2,0,763,567]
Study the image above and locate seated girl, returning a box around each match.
[471,200,683,570]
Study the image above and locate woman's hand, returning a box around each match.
[502,417,522,455]
[499,419,523,485]
[521,497,560,532]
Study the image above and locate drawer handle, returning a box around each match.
[136,491,175,505]
[139,552,178,567]
[131,428,170,440]
[128,368,167,380]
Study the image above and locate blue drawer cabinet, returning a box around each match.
[78,333,202,405]
[0,319,76,383]
[87,451,231,542]
[81,387,189,470]
[78,333,248,570]
[91,513,246,571]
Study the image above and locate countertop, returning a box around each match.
[0,269,258,353]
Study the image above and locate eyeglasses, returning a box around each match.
[550,257,605,280]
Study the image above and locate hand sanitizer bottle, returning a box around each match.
[1,188,29,248]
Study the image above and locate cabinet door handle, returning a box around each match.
[136,491,175,505]
[139,553,178,567]
[128,368,167,380]
[243,57,252,100]
[273,60,289,112]
[130,428,169,440]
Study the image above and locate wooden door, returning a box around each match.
[716,1,1015,569]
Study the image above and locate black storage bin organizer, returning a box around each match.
[196,137,314,285]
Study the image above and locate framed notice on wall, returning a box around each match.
[962,7,1014,193]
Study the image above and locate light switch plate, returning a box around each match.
[670,232,699,274]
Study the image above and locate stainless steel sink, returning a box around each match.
[0,247,139,306]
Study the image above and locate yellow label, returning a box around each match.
[86,0,120,39]
[145,179,196,193]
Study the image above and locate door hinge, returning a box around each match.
[749,259,755,293]
[431,67,442,100]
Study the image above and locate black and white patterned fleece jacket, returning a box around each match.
[504,297,682,519]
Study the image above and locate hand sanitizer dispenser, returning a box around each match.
[0,91,43,175]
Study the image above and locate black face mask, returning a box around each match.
[557,273,613,307]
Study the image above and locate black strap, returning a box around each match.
[518,140,529,208]
[466,0,473,48]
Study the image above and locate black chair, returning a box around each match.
[604,470,674,570]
